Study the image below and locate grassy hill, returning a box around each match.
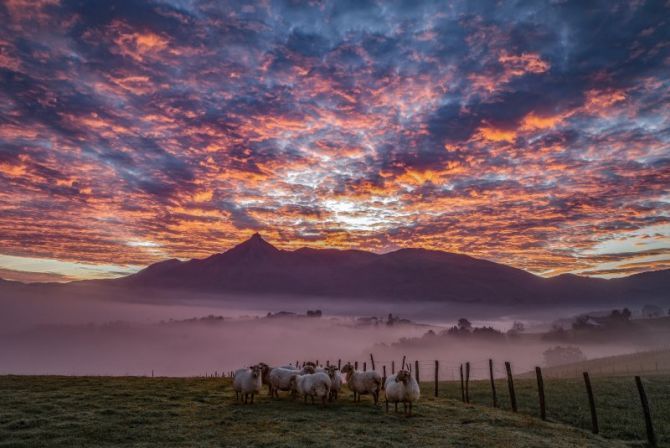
[517,349,670,379]
[2,376,666,448]
[446,375,669,447]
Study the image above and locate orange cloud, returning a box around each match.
[498,50,550,75]
[520,112,566,131]
[478,125,517,142]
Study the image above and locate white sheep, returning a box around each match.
[233,365,263,404]
[268,367,299,398]
[324,365,343,401]
[341,363,382,404]
[290,372,332,405]
[384,370,420,416]
[257,362,273,395]
[268,365,316,398]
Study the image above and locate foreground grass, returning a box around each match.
[0,376,631,448]
[433,375,670,447]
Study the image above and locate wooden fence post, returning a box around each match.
[465,362,470,403]
[401,355,406,370]
[505,362,517,412]
[382,365,387,390]
[415,360,420,383]
[460,364,465,402]
[355,361,358,370]
[338,359,341,369]
[635,376,657,447]
[370,354,376,371]
[434,360,439,398]
[392,360,395,374]
[489,359,497,408]
[316,359,319,366]
[363,362,367,372]
[536,367,546,420]
[326,360,330,367]
[583,372,599,434]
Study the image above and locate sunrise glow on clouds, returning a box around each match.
[0,0,669,282]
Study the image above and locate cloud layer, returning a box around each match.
[1,0,669,280]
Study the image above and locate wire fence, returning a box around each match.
[210,354,666,447]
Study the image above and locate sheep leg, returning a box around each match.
[409,402,413,417]
[250,393,254,404]
[304,394,307,403]
[394,401,398,412]
[311,395,315,404]
[235,391,239,402]
[385,399,389,412]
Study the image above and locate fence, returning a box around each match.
[207,354,665,447]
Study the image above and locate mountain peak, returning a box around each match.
[224,232,280,260]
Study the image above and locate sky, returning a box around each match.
[0,0,669,282]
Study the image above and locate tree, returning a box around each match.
[472,326,504,339]
[457,318,472,332]
[423,329,436,338]
[608,308,632,324]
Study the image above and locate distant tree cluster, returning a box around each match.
[543,307,635,342]
[266,310,322,319]
[437,318,513,339]
[159,315,225,325]
[386,313,411,326]
[571,308,633,331]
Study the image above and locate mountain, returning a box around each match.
[110,233,670,305]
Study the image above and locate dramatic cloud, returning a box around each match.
[0,0,669,280]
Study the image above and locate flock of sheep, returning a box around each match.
[232,361,421,416]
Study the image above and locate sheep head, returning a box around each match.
[395,370,411,384]
[257,362,271,382]
[325,365,338,379]
[340,362,355,380]
[301,365,316,374]
[249,365,262,379]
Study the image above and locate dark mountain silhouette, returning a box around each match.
[101,233,669,305]
[1,234,667,305]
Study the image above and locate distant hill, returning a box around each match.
[95,233,669,305]
[518,348,670,379]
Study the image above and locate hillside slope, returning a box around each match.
[0,376,628,448]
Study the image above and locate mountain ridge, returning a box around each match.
[110,234,669,304]
[1,234,668,305]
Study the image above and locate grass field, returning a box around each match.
[438,375,670,447]
[0,375,667,447]
[516,349,670,379]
